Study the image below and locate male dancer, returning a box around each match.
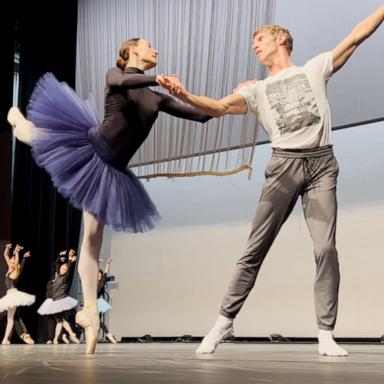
[160,5,384,356]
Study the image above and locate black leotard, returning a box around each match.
[51,260,76,300]
[5,258,26,290]
[90,67,211,170]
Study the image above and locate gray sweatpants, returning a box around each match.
[220,145,340,330]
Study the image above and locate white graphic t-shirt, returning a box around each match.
[236,52,333,149]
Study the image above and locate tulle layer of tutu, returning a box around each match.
[38,296,78,315]
[97,297,112,313]
[0,289,36,312]
[26,73,160,232]
[37,298,53,315]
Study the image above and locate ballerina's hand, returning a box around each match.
[164,75,188,97]
[157,73,173,90]
[233,79,257,93]
[14,244,23,253]
[23,251,31,258]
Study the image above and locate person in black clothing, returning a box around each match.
[97,258,117,344]
[7,37,212,353]
[0,243,35,345]
[37,250,71,344]
[41,251,80,344]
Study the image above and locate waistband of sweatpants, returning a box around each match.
[272,145,333,159]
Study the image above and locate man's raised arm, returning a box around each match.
[332,5,384,73]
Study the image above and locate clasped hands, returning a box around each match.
[156,74,188,98]
[157,74,257,97]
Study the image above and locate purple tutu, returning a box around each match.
[26,73,160,232]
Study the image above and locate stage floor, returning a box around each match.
[0,343,383,383]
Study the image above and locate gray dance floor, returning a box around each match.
[0,343,383,383]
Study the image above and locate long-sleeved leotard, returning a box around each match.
[51,260,76,300]
[91,67,212,170]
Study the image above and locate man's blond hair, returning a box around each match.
[253,24,293,54]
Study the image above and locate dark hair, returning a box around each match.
[116,38,142,70]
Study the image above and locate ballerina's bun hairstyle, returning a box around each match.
[116,38,142,69]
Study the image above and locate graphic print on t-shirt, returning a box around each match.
[266,73,320,135]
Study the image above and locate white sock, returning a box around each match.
[196,315,233,354]
[318,330,348,356]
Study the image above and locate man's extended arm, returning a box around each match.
[158,76,248,117]
[332,5,384,73]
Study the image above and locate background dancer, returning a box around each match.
[40,251,80,344]
[38,250,72,344]
[0,243,35,345]
[97,258,117,343]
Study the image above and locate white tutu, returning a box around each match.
[97,297,111,313]
[0,289,35,312]
[37,298,53,315]
[40,296,78,315]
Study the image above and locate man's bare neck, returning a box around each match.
[267,55,294,76]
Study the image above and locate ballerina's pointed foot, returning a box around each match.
[76,307,100,354]
[7,106,25,126]
[106,333,118,344]
[69,332,80,344]
[21,334,35,345]
[7,106,36,145]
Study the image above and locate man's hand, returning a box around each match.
[23,251,31,258]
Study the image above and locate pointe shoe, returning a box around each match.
[21,333,35,345]
[46,340,53,345]
[7,106,35,145]
[75,307,100,354]
[69,332,80,344]
[106,333,118,344]
[7,106,25,126]
[62,334,70,344]
[53,338,59,345]
[2,339,11,345]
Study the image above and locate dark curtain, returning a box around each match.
[0,1,17,337]
[6,0,81,343]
